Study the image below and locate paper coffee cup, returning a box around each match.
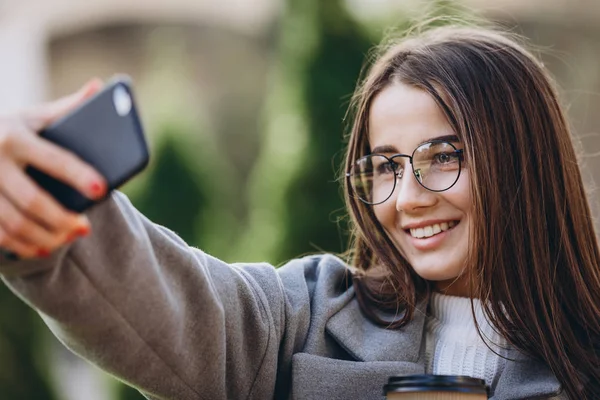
[384,375,489,400]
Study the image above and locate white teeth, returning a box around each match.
[409,221,458,239]
[424,226,433,237]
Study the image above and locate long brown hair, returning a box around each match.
[343,24,600,398]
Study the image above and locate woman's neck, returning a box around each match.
[433,274,474,297]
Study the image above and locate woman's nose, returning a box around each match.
[394,171,437,212]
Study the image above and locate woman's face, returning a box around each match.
[368,82,473,296]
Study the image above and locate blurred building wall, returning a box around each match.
[0,0,279,111]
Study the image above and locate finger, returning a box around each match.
[24,78,104,132]
[0,195,67,250]
[0,226,40,259]
[9,131,107,200]
[0,162,91,233]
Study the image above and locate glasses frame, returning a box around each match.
[346,140,464,205]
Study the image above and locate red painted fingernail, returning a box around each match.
[90,181,105,197]
[37,249,51,258]
[76,226,90,237]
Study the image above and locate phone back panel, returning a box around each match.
[27,80,149,212]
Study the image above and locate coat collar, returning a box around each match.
[325,295,562,399]
[325,296,427,362]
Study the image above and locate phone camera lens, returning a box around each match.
[113,86,132,117]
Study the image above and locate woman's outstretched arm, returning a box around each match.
[1,191,287,400]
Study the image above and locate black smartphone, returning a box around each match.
[26,76,150,212]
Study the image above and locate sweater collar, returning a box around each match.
[428,292,507,348]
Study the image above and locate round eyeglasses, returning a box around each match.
[347,140,464,205]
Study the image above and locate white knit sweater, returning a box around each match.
[423,293,509,389]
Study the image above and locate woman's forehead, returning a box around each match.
[367,83,455,153]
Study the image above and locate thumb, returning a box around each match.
[25,78,104,132]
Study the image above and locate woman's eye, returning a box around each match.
[433,152,458,164]
[376,162,396,175]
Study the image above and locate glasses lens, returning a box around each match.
[412,141,461,191]
[349,154,398,204]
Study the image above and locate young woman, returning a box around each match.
[0,24,598,399]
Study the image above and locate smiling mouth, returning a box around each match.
[407,221,460,239]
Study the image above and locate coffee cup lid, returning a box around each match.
[384,375,489,394]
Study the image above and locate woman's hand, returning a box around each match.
[0,80,108,259]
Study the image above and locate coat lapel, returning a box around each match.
[491,348,562,399]
[325,298,427,362]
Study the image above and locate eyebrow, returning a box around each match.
[370,134,460,154]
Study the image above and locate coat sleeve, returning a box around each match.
[0,192,290,400]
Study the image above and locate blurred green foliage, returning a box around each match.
[0,286,56,400]
[273,0,373,262]
[234,0,377,264]
[128,132,209,246]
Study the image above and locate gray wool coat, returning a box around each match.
[0,193,565,399]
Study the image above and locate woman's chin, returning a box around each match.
[411,263,463,282]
